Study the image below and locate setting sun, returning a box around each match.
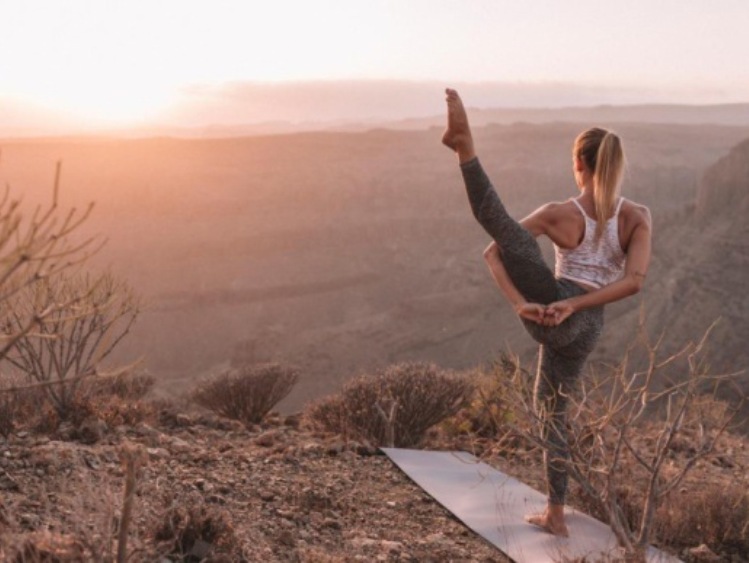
[1,1,394,125]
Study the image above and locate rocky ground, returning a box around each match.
[0,405,747,562]
[0,408,510,562]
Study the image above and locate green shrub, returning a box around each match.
[307,362,474,448]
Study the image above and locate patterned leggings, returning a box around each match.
[460,158,604,505]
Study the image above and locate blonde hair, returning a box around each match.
[574,128,625,238]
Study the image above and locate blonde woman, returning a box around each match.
[442,89,652,537]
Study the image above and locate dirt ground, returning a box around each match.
[1,405,747,562]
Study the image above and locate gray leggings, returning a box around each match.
[461,158,604,505]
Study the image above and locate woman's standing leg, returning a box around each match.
[527,311,603,537]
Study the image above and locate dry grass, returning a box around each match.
[656,480,749,556]
[153,494,246,562]
[0,374,45,438]
[306,361,474,448]
[191,362,299,426]
[441,357,532,441]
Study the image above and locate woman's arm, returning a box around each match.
[483,241,546,324]
[545,209,652,325]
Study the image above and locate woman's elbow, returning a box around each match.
[483,241,500,262]
[625,273,645,295]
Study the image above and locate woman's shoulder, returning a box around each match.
[538,199,580,217]
[620,198,650,218]
[620,198,652,229]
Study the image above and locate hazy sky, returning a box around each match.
[1,0,748,130]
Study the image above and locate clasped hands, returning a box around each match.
[515,300,575,326]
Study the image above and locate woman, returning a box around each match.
[441,89,652,537]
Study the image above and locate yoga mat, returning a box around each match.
[382,448,681,563]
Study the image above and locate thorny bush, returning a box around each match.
[307,362,474,448]
[191,363,299,426]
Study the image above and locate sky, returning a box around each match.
[1,0,748,132]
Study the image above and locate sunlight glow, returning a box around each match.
[1,0,390,124]
[1,0,748,130]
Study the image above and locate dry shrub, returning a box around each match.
[191,363,299,426]
[87,370,155,401]
[79,371,158,428]
[8,531,87,562]
[307,362,474,448]
[0,375,46,438]
[442,358,529,439]
[154,496,245,562]
[18,372,157,438]
[656,482,749,557]
[2,272,140,421]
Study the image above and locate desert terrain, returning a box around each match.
[1,113,749,415]
[1,105,749,561]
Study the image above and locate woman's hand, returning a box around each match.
[515,302,546,324]
[544,300,576,325]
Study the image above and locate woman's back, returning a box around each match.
[524,196,650,255]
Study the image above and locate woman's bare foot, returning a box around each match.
[526,505,569,538]
[441,88,476,163]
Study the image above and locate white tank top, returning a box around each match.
[554,197,626,289]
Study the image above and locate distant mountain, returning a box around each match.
[696,138,749,222]
[85,103,749,138]
[603,137,749,406]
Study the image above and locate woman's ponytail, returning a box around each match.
[574,128,625,239]
[592,132,624,238]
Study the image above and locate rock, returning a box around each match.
[255,430,281,447]
[276,529,296,547]
[189,538,213,559]
[355,441,378,456]
[325,441,345,456]
[0,470,19,491]
[301,442,323,455]
[322,517,342,530]
[381,540,404,552]
[259,490,276,502]
[134,422,160,439]
[77,417,107,444]
[687,544,721,562]
[19,512,41,529]
[283,412,303,428]
[83,454,101,470]
[194,478,213,492]
[147,447,170,461]
[350,537,378,549]
[168,437,191,453]
[57,422,75,441]
[175,413,192,427]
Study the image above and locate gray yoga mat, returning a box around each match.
[382,448,681,563]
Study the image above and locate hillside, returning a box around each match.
[599,136,749,406]
[1,123,748,412]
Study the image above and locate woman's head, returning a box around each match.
[573,127,625,237]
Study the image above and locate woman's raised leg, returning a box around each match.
[443,89,558,304]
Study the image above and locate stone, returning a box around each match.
[0,470,20,491]
[147,447,170,461]
[255,430,280,447]
[687,544,721,562]
[77,417,107,444]
[322,517,342,530]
